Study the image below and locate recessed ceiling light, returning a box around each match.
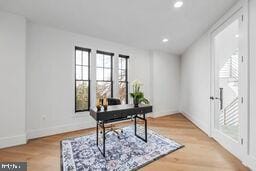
[174,1,183,8]
[235,34,239,38]
[162,38,169,42]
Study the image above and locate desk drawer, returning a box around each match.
[133,107,152,114]
[97,105,153,121]
[98,113,124,121]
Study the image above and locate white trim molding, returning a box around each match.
[0,134,27,149]
[148,110,179,118]
[243,155,256,171]
[181,111,211,136]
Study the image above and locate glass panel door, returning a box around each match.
[214,18,240,141]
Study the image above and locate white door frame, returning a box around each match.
[210,0,249,161]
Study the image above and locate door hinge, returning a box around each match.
[241,56,244,62]
[241,97,244,103]
[241,138,244,145]
[241,15,244,22]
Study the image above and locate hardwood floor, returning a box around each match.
[0,114,249,171]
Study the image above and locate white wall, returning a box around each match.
[26,22,151,138]
[151,51,180,117]
[26,22,181,139]
[180,32,211,134]
[0,11,26,148]
[180,0,256,169]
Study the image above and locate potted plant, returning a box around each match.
[130,80,149,107]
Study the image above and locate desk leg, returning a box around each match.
[96,121,106,157]
[134,115,137,134]
[96,121,98,146]
[102,122,105,157]
[134,113,147,142]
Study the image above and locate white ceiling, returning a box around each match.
[0,0,238,55]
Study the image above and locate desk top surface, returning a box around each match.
[90,104,153,121]
[90,104,152,113]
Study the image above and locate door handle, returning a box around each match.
[212,88,223,110]
[210,96,220,100]
[219,88,223,110]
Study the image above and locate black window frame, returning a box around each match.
[96,50,114,98]
[118,54,129,104]
[75,46,91,112]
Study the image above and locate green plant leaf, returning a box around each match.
[139,98,149,104]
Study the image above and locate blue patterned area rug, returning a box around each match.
[61,126,183,171]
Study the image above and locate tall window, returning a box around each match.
[118,55,129,104]
[96,51,113,99]
[75,47,90,112]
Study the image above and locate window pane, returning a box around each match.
[104,55,111,68]
[96,68,103,80]
[119,82,126,104]
[76,66,82,80]
[76,50,82,65]
[121,58,126,69]
[96,81,111,99]
[97,54,103,67]
[76,81,89,111]
[119,69,126,81]
[104,68,111,81]
[121,75,126,82]
[82,51,88,66]
[75,47,90,112]
[119,58,122,69]
[82,66,88,80]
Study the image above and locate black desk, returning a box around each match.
[90,104,153,157]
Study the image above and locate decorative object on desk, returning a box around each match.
[103,97,108,111]
[61,125,183,171]
[96,98,102,111]
[130,80,149,107]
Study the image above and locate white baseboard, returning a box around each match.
[0,134,27,149]
[243,155,256,171]
[27,122,95,139]
[181,111,210,136]
[148,110,179,118]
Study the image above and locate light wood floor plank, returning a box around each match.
[0,114,249,171]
